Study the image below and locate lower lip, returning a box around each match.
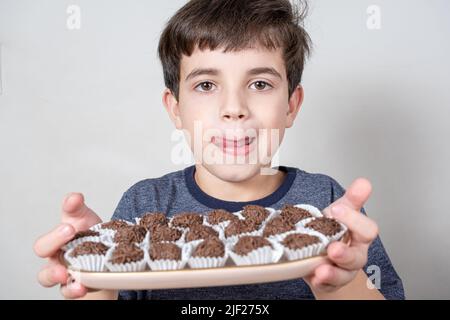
[213,137,256,156]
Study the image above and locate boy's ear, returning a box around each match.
[285,85,304,128]
[162,88,183,129]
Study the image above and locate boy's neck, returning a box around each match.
[194,165,287,202]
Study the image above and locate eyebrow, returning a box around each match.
[184,67,282,81]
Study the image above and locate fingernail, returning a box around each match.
[331,205,344,217]
[59,224,73,237]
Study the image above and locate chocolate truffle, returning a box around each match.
[150,225,182,243]
[70,241,109,258]
[100,220,130,231]
[305,217,342,237]
[139,212,168,230]
[224,219,258,238]
[280,204,313,224]
[72,230,100,240]
[192,237,225,258]
[113,225,147,244]
[282,233,321,250]
[206,209,238,225]
[262,216,295,237]
[185,225,218,242]
[109,243,144,264]
[241,205,270,226]
[149,242,181,261]
[233,236,272,256]
[171,212,203,228]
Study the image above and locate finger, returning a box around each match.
[329,204,379,244]
[323,178,372,216]
[38,263,69,288]
[62,193,101,225]
[34,223,75,258]
[311,264,358,289]
[60,280,88,299]
[327,240,368,270]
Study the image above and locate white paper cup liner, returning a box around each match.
[188,255,228,269]
[328,222,348,242]
[228,239,283,266]
[223,229,262,244]
[147,242,192,271]
[277,229,329,261]
[64,248,107,272]
[62,236,102,251]
[104,244,148,272]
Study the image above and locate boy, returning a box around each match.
[34,0,404,299]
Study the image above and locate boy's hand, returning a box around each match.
[33,193,102,299]
[305,178,380,295]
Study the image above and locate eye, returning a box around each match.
[195,81,216,92]
[249,81,273,91]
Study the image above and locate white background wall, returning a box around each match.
[0,0,449,299]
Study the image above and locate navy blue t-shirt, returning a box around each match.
[112,165,405,299]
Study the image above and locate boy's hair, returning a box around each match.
[158,0,311,101]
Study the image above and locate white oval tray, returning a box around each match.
[67,255,329,290]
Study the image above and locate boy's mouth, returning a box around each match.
[211,136,256,156]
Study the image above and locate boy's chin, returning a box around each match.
[203,163,268,183]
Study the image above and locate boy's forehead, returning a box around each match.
[180,46,286,80]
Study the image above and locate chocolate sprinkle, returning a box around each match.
[171,212,203,228]
[70,241,109,257]
[224,219,258,238]
[110,243,144,265]
[305,217,342,237]
[241,205,269,226]
[280,204,313,224]
[206,209,238,225]
[100,220,129,231]
[192,237,225,258]
[185,225,218,242]
[262,216,295,237]
[233,236,272,256]
[114,225,147,244]
[150,225,182,243]
[149,242,181,261]
[139,212,168,231]
[72,230,100,240]
[282,233,321,250]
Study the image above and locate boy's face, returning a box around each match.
[163,45,303,182]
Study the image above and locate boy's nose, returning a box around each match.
[220,95,249,122]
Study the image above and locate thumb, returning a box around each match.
[61,193,102,231]
[324,178,372,216]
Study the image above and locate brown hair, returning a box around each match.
[157,0,312,101]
